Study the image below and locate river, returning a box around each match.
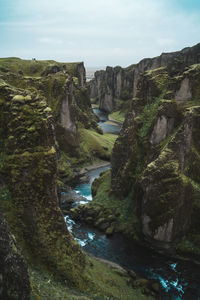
[63,108,200,300]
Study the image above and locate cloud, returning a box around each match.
[156,38,175,47]
[0,0,200,66]
[38,37,63,45]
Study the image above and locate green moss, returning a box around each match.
[0,81,88,288]
[158,124,182,152]
[176,238,200,256]
[12,95,26,102]
[138,96,161,137]
[58,151,75,183]
[0,57,82,78]
[84,257,153,300]
[29,258,154,300]
[0,186,12,218]
[109,110,125,123]
[120,89,132,101]
[144,67,169,91]
[91,171,140,239]
[114,98,132,115]
[79,128,117,161]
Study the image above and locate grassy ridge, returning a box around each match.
[0,57,80,77]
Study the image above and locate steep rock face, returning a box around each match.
[111,61,200,253]
[111,67,171,197]
[0,58,100,183]
[0,59,96,142]
[89,43,200,113]
[132,43,200,97]
[0,210,30,300]
[76,62,86,87]
[0,79,86,287]
[89,65,134,112]
[141,111,195,248]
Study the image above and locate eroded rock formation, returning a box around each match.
[110,55,200,255]
[89,43,200,114]
[89,65,134,112]
[0,210,30,300]
[0,79,86,287]
[0,58,156,299]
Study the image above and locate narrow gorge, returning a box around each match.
[1,42,200,299]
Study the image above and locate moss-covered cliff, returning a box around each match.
[0,59,153,299]
[0,210,30,299]
[0,79,86,287]
[0,58,115,186]
[88,65,134,113]
[89,43,200,116]
[110,57,200,257]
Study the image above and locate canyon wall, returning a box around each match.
[0,78,86,287]
[89,65,134,112]
[89,43,200,113]
[110,49,200,255]
[0,58,152,300]
[0,210,30,299]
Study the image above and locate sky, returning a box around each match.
[0,0,200,67]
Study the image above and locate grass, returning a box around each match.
[79,128,117,161]
[91,170,140,238]
[29,265,92,300]
[29,258,153,300]
[0,57,81,77]
[109,111,125,123]
[138,97,161,137]
[85,256,153,300]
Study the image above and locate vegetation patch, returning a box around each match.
[79,128,117,161]
[109,110,125,123]
[0,57,80,78]
[138,97,161,137]
[71,170,141,240]
[29,258,154,300]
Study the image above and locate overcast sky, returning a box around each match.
[1,0,200,67]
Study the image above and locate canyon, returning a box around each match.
[1,42,200,299]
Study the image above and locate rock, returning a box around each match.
[0,79,86,287]
[126,269,137,280]
[0,210,30,300]
[109,44,200,256]
[151,282,160,293]
[88,43,200,113]
[98,222,110,231]
[85,217,93,224]
[105,225,115,236]
[88,65,134,113]
[107,214,116,222]
[132,278,149,288]
[116,224,127,233]
[62,209,69,215]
